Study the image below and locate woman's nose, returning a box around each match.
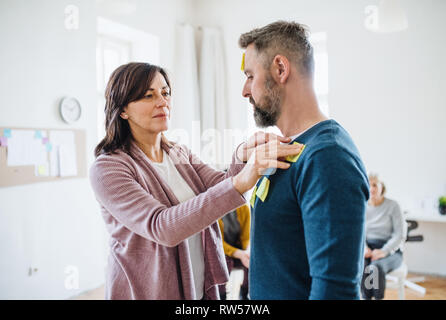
[156,95,168,107]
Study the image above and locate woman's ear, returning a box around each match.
[272,55,290,84]
[120,107,129,120]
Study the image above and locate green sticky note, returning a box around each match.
[286,142,306,163]
[256,177,270,202]
[250,186,257,207]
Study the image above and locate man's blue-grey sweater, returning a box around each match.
[249,119,369,300]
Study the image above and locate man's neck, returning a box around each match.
[276,83,328,137]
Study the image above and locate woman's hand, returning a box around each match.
[371,249,387,261]
[236,132,291,163]
[364,246,372,258]
[232,139,304,194]
[233,249,250,269]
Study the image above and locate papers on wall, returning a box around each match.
[6,130,48,167]
[3,129,77,178]
[49,130,77,177]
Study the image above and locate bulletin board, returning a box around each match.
[0,127,87,188]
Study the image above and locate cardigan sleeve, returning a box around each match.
[186,143,246,190]
[89,154,246,247]
[380,201,407,255]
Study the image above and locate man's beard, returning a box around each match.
[251,74,282,128]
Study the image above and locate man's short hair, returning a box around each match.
[239,20,314,77]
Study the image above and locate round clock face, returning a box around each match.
[60,97,81,123]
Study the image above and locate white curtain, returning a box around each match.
[199,27,228,168]
[171,24,200,152]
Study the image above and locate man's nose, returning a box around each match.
[242,82,251,98]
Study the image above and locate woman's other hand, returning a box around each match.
[233,249,250,269]
[371,249,387,261]
[364,246,372,258]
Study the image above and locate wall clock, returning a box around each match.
[59,97,82,124]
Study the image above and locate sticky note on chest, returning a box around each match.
[250,185,257,207]
[255,177,270,202]
[285,142,306,163]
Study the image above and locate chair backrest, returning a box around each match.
[406,219,424,242]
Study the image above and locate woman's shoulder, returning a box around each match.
[90,149,137,175]
[383,197,403,213]
[384,197,399,206]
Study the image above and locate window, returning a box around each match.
[96,17,160,141]
[96,36,131,141]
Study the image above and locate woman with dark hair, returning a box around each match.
[89,62,302,300]
[361,174,407,300]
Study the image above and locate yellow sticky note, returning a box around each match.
[241,52,245,71]
[256,177,270,202]
[250,185,257,207]
[37,164,48,176]
[285,142,306,163]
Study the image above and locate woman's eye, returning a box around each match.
[163,92,171,97]
[144,95,153,99]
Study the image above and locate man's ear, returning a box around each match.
[271,55,290,84]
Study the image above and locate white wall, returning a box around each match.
[0,0,444,299]
[191,0,446,275]
[0,0,192,299]
[0,0,104,299]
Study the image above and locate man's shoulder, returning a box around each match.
[298,120,361,164]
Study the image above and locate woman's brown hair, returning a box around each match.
[94,62,171,157]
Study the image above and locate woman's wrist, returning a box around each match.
[232,174,248,195]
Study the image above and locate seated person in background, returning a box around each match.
[361,174,407,300]
[218,203,251,300]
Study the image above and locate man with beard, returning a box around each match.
[239,21,370,299]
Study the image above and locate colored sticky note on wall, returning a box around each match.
[46,143,53,152]
[0,137,7,147]
[38,165,47,176]
[4,129,12,138]
[256,177,270,202]
[35,130,42,139]
[42,137,49,145]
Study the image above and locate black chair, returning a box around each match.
[406,220,424,242]
[385,217,426,298]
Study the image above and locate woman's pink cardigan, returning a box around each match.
[89,139,247,299]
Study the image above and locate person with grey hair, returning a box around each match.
[360,174,407,300]
[239,21,369,300]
